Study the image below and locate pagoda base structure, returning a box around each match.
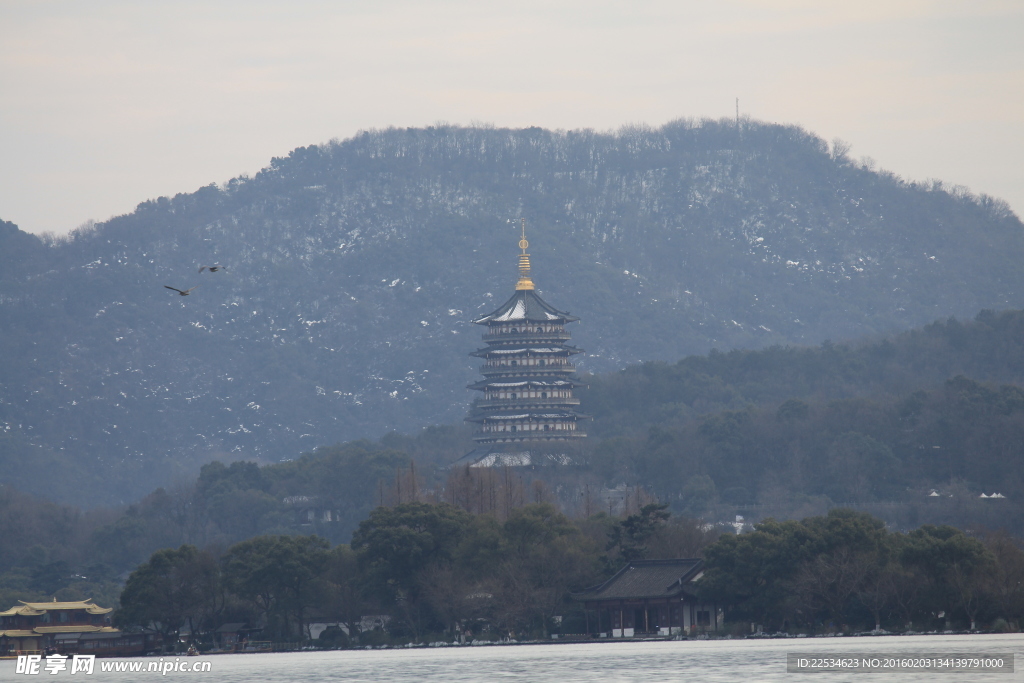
[449,444,578,469]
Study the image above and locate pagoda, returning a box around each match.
[457,221,587,467]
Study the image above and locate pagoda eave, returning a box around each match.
[467,378,582,391]
[473,432,588,444]
[472,398,582,409]
[470,346,583,358]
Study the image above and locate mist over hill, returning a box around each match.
[2,118,1023,507]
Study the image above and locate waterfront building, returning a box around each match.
[572,559,722,636]
[0,599,150,656]
[456,222,587,467]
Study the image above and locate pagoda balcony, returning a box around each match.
[480,368,577,380]
[484,330,571,342]
[474,397,581,409]
[482,360,575,371]
[473,429,588,443]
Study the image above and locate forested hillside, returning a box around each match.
[1,119,1023,505]
[584,309,1024,438]
[5,308,1024,601]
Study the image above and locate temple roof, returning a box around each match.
[0,626,119,638]
[473,289,578,325]
[22,600,111,614]
[572,559,704,601]
[1,600,113,617]
[0,607,44,617]
[33,625,116,634]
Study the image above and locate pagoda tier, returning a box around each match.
[465,229,588,446]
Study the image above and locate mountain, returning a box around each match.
[2,119,1023,506]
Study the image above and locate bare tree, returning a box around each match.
[794,548,871,630]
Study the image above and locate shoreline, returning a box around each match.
[2,629,1011,660]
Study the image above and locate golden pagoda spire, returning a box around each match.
[515,218,535,290]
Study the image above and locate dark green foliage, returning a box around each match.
[352,502,472,601]
[29,561,71,596]
[491,504,601,637]
[900,525,995,630]
[319,545,366,640]
[315,625,349,649]
[260,440,411,542]
[582,310,1024,440]
[776,399,810,422]
[607,503,670,562]
[0,485,124,607]
[580,356,1024,532]
[115,545,219,650]
[699,510,1021,633]
[221,535,331,641]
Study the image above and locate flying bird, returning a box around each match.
[164,285,199,296]
[199,265,225,273]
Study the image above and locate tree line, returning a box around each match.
[113,501,718,648]
[699,509,1024,634]
[114,504,1024,651]
[587,373,1024,533]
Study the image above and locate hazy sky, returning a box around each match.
[2,0,1022,236]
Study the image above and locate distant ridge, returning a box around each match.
[1,119,1022,506]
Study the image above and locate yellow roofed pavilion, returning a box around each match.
[0,598,119,656]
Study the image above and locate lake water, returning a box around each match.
[1,633,1021,682]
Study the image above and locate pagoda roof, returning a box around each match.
[473,289,578,325]
[469,410,585,422]
[470,346,581,358]
[486,347,566,354]
[468,379,578,390]
[572,559,704,602]
[0,600,112,617]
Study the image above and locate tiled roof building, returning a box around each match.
[572,559,722,636]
